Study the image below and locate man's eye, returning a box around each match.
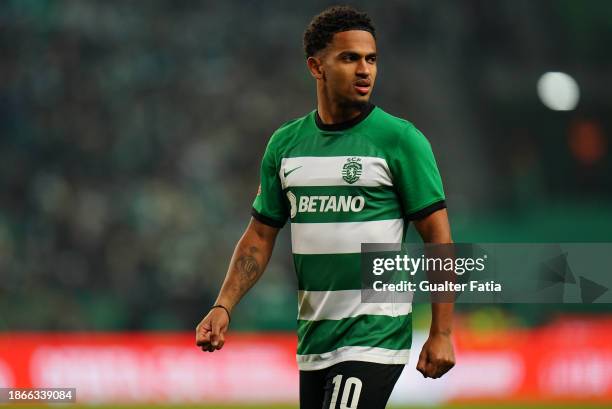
[367,56,377,63]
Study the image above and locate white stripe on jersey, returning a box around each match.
[298,289,412,321]
[279,156,392,189]
[290,218,404,255]
[297,345,411,371]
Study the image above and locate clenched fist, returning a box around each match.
[416,332,455,379]
[195,307,230,352]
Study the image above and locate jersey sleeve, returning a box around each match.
[251,136,288,228]
[390,123,446,220]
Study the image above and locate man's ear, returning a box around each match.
[307,56,324,80]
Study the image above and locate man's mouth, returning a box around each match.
[354,80,371,95]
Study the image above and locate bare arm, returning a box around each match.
[413,208,456,378]
[215,217,280,312]
[196,217,280,352]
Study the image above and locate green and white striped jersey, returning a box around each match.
[252,104,446,371]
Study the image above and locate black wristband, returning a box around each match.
[211,304,231,324]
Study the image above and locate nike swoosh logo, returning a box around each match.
[284,166,302,177]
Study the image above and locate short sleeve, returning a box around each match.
[251,137,288,228]
[390,123,446,220]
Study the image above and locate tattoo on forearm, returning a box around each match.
[235,246,261,293]
[237,255,259,278]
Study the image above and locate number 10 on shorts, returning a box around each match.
[329,374,363,409]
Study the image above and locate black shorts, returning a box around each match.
[299,360,405,409]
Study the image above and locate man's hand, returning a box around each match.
[416,332,455,379]
[195,307,230,352]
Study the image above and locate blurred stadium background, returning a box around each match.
[1,0,611,407]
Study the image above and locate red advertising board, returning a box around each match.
[0,332,299,403]
[0,318,611,404]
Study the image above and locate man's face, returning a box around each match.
[316,30,377,108]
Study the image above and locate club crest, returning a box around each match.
[342,157,362,184]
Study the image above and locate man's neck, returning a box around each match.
[316,92,367,125]
[317,104,363,125]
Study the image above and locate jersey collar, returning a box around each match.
[315,103,375,132]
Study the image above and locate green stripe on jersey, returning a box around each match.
[297,313,412,355]
[294,253,361,291]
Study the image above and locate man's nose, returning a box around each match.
[356,58,370,77]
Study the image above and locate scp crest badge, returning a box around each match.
[342,157,362,184]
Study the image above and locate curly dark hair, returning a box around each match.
[303,5,376,58]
